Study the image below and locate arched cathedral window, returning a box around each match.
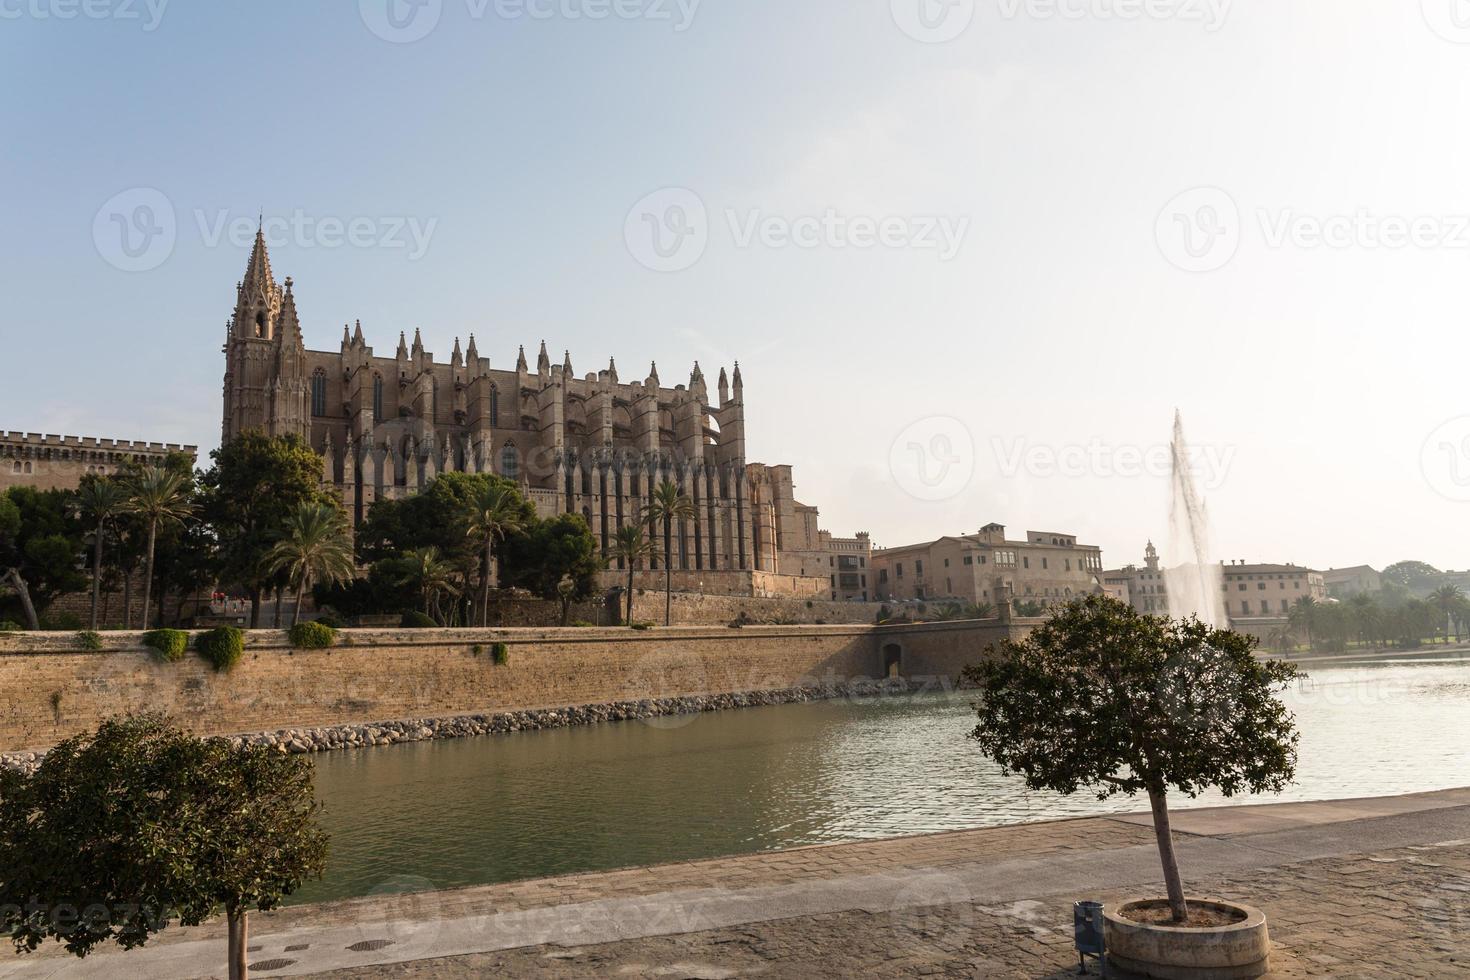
[490,385,499,428]
[500,443,519,481]
[372,374,384,420]
[311,370,328,417]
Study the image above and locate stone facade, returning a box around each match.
[0,432,196,493]
[1323,564,1382,598]
[1102,540,1171,614]
[219,230,863,595]
[870,523,1104,607]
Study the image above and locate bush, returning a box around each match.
[630,621,656,631]
[314,615,345,630]
[75,630,103,651]
[570,620,596,628]
[40,612,84,631]
[400,611,437,629]
[491,641,509,666]
[142,629,188,663]
[195,627,244,672]
[288,622,336,650]
[0,621,21,632]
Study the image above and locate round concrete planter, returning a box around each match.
[1103,899,1269,980]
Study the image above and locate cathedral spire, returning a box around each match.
[466,333,479,365]
[732,361,743,398]
[647,361,660,387]
[276,277,303,347]
[607,357,618,384]
[242,224,273,293]
[397,331,408,359]
[342,323,351,347]
[563,350,573,376]
[718,366,729,405]
[411,328,424,358]
[353,319,365,346]
[516,345,528,372]
[451,336,463,367]
[690,361,703,386]
[537,340,551,373]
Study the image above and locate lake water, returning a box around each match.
[294,650,1470,905]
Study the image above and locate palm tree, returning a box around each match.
[123,467,193,630]
[642,479,695,626]
[266,502,356,626]
[74,477,127,629]
[1428,584,1464,644]
[1288,596,1318,652]
[608,523,654,626]
[398,546,460,622]
[464,482,527,627]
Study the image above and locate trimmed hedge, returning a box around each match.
[400,611,436,629]
[630,621,656,631]
[142,629,189,663]
[288,621,336,650]
[196,626,244,672]
[491,641,509,666]
[75,630,103,651]
[0,621,20,632]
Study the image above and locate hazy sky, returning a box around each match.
[4,1,1469,572]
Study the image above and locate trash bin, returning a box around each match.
[1073,900,1105,976]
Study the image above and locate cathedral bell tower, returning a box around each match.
[221,223,291,443]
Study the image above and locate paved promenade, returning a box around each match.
[3,789,1468,978]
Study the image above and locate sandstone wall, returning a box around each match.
[875,618,1037,683]
[0,625,882,753]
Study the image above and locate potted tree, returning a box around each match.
[0,714,328,980]
[965,595,1301,979]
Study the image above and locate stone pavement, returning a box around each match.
[3,789,1468,978]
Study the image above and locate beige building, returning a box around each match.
[220,229,863,598]
[871,523,1103,607]
[1323,565,1381,599]
[1,432,196,493]
[1223,561,1326,640]
[1103,541,1172,615]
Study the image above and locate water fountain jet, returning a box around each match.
[1165,411,1226,627]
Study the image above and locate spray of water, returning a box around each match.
[1165,410,1226,627]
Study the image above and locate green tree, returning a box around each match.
[123,467,194,631]
[266,502,357,626]
[1427,584,1464,643]
[464,481,529,626]
[0,493,37,630]
[965,596,1300,923]
[0,714,327,980]
[356,472,533,567]
[500,513,602,617]
[397,546,460,622]
[74,477,128,629]
[0,487,87,628]
[642,480,694,627]
[1013,598,1046,617]
[199,433,330,628]
[607,523,654,626]
[1381,560,1443,595]
[1287,595,1318,651]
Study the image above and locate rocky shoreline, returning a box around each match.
[0,679,938,773]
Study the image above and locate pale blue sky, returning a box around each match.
[4,2,1470,571]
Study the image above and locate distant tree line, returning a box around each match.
[0,433,606,630]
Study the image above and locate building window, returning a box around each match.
[500,443,519,480]
[311,370,328,417]
[1023,557,1030,569]
[916,560,924,575]
[896,563,904,579]
[373,374,384,419]
[490,385,500,428]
